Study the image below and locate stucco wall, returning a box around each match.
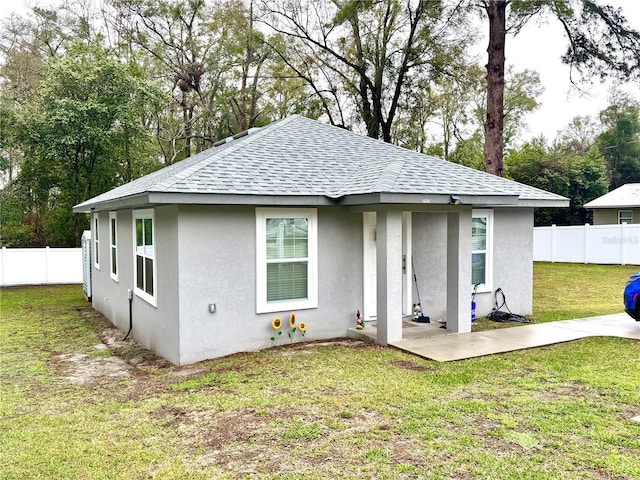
[91,207,180,364]
[411,212,448,323]
[593,208,640,225]
[412,208,534,321]
[90,204,534,364]
[175,205,363,365]
[474,207,534,316]
[91,211,129,333]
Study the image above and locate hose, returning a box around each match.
[123,289,133,340]
[487,288,532,323]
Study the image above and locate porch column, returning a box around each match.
[376,209,403,345]
[446,209,472,333]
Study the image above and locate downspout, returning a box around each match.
[123,289,133,340]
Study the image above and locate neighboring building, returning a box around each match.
[584,183,640,225]
[74,115,568,365]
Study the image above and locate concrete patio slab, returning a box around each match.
[386,313,639,362]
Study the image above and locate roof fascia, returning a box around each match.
[72,193,151,213]
[584,204,640,209]
[515,199,570,208]
[147,192,337,206]
[339,193,520,206]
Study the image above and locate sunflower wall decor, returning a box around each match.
[270,313,306,346]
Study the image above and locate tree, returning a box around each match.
[506,136,608,225]
[555,114,601,154]
[17,41,161,246]
[413,64,542,164]
[481,0,640,177]
[598,96,640,189]
[260,0,476,142]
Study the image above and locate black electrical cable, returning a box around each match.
[411,255,422,306]
[487,288,532,323]
[123,292,133,340]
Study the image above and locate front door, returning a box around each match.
[362,211,412,322]
[363,212,377,321]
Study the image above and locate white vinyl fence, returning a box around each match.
[533,223,640,265]
[0,247,83,286]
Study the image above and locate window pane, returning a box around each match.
[472,218,486,250]
[136,219,143,247]
[145,258,154,295]
[111,247,117,275]
[144,219,153,246]
[267,261,308,301]
[136,255,144,290]
[472,253,486,285]
[266,218,308,259]
[619,211,632,224]
[111,219,116,245]
[94,218,99,240]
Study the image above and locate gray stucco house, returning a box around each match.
[584,183,640,225]
[74,115,568,365]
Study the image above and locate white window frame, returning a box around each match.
[109,212,118,282]
[256,208,318,314]
[618,210,633,224]
[472,209,494,294]
[93,214,100,270]
[132,209,157,307]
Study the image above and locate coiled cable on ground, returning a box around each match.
[487,288,532,323]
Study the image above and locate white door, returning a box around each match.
[402,212,412,316]
[362,212,377,321]
[362,211,412,321]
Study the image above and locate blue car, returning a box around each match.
[624,272,640,321]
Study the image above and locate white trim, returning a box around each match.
[93,214,100,270]
[132,209,157,307]
[472,209,494,294]
[256,207,318,314]
[402,211,412,316]
[362,212,377,321]
[618,210,633,225]
[109,212,118,282]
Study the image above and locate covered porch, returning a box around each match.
[356,206,474,346]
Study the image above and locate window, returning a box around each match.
[93,215,100,269]
[619,210,633,224]
[109,212,118,281]
[472,210,493,292]
[256,208,318,313]
[133,210,156,306]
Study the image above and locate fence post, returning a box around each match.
[45,246,50,283]
[583,224,590,264]
[621,222,627,266]
[551,224,556,263]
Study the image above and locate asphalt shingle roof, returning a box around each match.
[584,183,640,208]
[75,115,567,211]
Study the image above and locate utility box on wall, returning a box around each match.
[81,230,92,301]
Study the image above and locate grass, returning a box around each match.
[1,265,640,479]
[472,261,639,331]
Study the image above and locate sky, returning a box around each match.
[505,0,640,141]
[1,0,639,142]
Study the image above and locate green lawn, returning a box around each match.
[472,262,639,331]
[1,265,640,479]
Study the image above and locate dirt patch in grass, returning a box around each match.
[390,359,439,372]
[54,352,131,386]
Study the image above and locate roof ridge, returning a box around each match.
[155,116,297,192]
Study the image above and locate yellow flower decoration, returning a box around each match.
[298,322,306,332]
[289,312,296,328]
[272,317,282,330]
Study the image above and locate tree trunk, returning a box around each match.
[484,0,506,177]
[182,91,192,158]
